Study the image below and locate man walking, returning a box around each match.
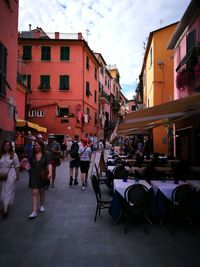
[69,135,80,186]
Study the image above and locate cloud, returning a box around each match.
[18,0,191,99]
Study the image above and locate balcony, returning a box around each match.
[99,91,110,103]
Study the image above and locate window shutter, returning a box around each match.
[187,30,196,53]
[60,47,70,60]
[41,46,51,60]
[22,46,32,60]
[0,42,7,96]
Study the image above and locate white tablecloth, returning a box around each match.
[151,180,187,201]
[114,179,151,198]
[186,180,200,191]
[107,166,131,173]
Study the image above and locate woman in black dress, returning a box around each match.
[29,140,52,219]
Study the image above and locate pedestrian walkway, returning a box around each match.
[0,155,200,267]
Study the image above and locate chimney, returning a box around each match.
[55,32,59,39]
[29,24,32,31]
[78,32,82,40]
[34,30,40,39]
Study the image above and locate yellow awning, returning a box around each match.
[16,120,47,132]
[37,126,47,133]
[118,93,200,134]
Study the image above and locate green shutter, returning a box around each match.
[23,46,32,60]
[60,75,69,90]
[40,75,50,89]
[0,42,7,96]
[41,46,51,60]
[60,47,70,60]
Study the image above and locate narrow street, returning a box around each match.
[0,153,200,267]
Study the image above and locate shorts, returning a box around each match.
[80,161,90,173]
[70,159,80,169]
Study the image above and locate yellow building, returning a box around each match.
[141,22,178,154]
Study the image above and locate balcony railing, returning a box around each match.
[99,91,110,103]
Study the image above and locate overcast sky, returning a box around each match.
[18,0,191,99]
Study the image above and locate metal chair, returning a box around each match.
[91,175,112,222]
[94,164,107,185]
[123,184,152,234]
[171,184,196,235]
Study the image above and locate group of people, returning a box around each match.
[0,133,94,220]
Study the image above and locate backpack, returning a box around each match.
[70,141,79,158]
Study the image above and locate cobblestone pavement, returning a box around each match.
[0,152,200,267]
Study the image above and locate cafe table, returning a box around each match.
[107,165,131,173]
[151,180,187,201]
[186,180,200,191]
[109,179,151,221]
[114,179,151,198]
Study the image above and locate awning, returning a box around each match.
[16,120,47,133]
[118,93,200,134]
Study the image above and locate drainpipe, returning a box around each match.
[82,45,85,134]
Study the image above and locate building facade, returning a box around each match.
[0,0,19,143]
[141,23,178,154]
[167,0,200,164]
[18,28,100,142]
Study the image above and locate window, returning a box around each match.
[131,105,136,111]
[0,42,7,97]
[60,47,70,60]
[149,47,152,68]
[22,74,31,91]
[94,67,97,79]
[41,46,51,61]
[86,107,90,114]
[105,76,107,86]
[59,75,69,90]
[100,64,104,76]
[86,56,89,70]
[39,75,50,89]
[58,107,69,117]
[86,81,92,96]
[22,46,32,60]
[187,30,196,53]
[94,90,97,102]
[28,110,44,117]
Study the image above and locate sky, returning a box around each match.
[18,0,191,100]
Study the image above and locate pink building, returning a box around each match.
[0,0,19,143]
[94,53,112,139]
[168,0,200,99]
[167,0,200,164]
[18,27,100,143]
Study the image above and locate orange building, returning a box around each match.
[18,27,100,142]
[141,23,178,154]
[0,1,19,143]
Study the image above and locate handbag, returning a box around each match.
[40,169,49,180]
[0,162,13,182]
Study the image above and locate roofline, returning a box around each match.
[94,52,107,66]
[167,0,200,49]
[140,22,178,75]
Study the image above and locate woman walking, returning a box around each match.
[79,138,92,190]
[28,140,52,219]
[0,140,20,218]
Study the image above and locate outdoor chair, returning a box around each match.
[123,184,152,234]
[94,164,107,185]
[171,184,196,235]
[113,165,129,180]
[91,175,112,222]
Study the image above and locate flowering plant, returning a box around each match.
[194,62,200,83]
[176,68,194,90]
